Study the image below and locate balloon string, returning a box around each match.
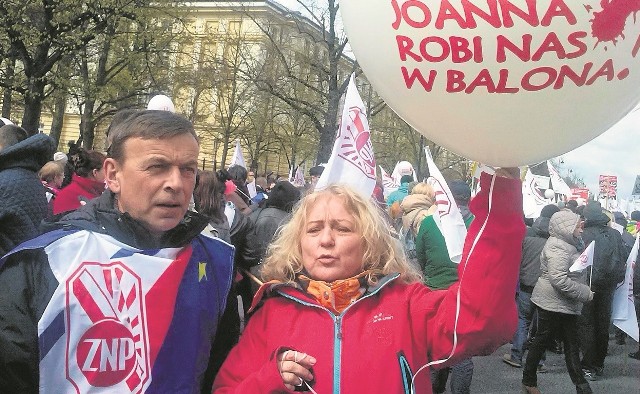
[410,173,498,393]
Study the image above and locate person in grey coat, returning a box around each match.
[522,210,594,394]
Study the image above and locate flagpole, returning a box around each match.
[589,264,593,289]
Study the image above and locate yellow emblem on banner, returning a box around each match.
[198,262,208,282]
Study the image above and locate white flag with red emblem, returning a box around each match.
[424,147,467,264]
[612,234,639,342]
[315,74,376,196]
[569,241,594,272]
[379,165,398,198]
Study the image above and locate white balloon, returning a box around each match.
[147,94,176,113]
[341,0,640,166]
[544,189,555,199]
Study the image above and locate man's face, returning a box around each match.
[104,134,199,238]
[247,171,255,184]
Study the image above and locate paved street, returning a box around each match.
[464,337,640,393]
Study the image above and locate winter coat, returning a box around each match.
[519,216,552,290]
[52,174,105,214]
[581,217,627,292]
[416,213,473,290]
[400,193,436,236]
[386,182,410,207]
[213,172,526,394]
[249,207,291,263]
[0,134,55,256]
[0,191,234,393]
[531,210,593,315]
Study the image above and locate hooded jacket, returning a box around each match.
[0,191,234,393]
[0,133,55,256]
[213,172,525,394]
[52,173,106,214]
[531,210,593,315]
[400,193,436,236]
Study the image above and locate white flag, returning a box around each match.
[293,166,306,187]
[424,147,467,264]
[229,139,246,169]
[379,165,398,198]
[612,234,639,342]
[315,74,376,196]
[547,161,572,196]
[569,241,594,272]
[522,169,551,219]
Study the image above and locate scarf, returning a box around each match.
[299,271,372,314]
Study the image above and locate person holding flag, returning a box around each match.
[213,168,526,393]
[522,210,594,394]
[0,111,235,393]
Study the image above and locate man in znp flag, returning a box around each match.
[0,111,235,393]
[315,74,376,196]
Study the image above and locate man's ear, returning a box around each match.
[103,158,121,193]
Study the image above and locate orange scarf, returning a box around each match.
[299,271,371,315]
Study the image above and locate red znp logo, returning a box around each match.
[77,320,136,386]
[428,178,452,217]
[66,262,150,392]
[337,106,376,179]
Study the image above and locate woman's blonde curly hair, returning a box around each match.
[260,184,422,286]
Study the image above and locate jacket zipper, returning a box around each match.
[278,273,400,394]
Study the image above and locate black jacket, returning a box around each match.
[582,217,627,292]
[0,191,213,393]
[0,133,55,256]
[520,216,551,290]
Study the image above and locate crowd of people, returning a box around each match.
[0,109,638,394]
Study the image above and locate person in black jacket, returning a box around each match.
[0,124,55,257]
[0,111,234,393]
[578,202,628,380]
[503,204,559,369]
[193,170,260,393]
[631,246,640,360]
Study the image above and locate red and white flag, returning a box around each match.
[569,241,594,272]
[424,147,467,264]
[379,165,398,198]
[612,234,639,342]
[315,74,376,196]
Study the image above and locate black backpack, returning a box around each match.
[589,228,627,290]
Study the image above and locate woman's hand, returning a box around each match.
[494,167,520,179]
[277,349,316,391]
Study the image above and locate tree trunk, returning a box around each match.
[49,92,67,148]
[80,100,96,149]
[1,55,16,119]
[21,77,46,135]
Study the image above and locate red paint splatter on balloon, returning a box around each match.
[633,33,640,57]
[589,0,640,47]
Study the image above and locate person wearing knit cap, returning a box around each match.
[53,151,68,165]
[578,202,628,381]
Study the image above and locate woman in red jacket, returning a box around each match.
[53,149,106,214]
[213,168,525,394]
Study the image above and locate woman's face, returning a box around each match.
[573,219,584,238]
[300,195,365,282]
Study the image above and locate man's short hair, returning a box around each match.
[106,108,138,150]
[0,124,28,150]
[107,110,198,161]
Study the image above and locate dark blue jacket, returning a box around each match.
[0,133,55,256]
